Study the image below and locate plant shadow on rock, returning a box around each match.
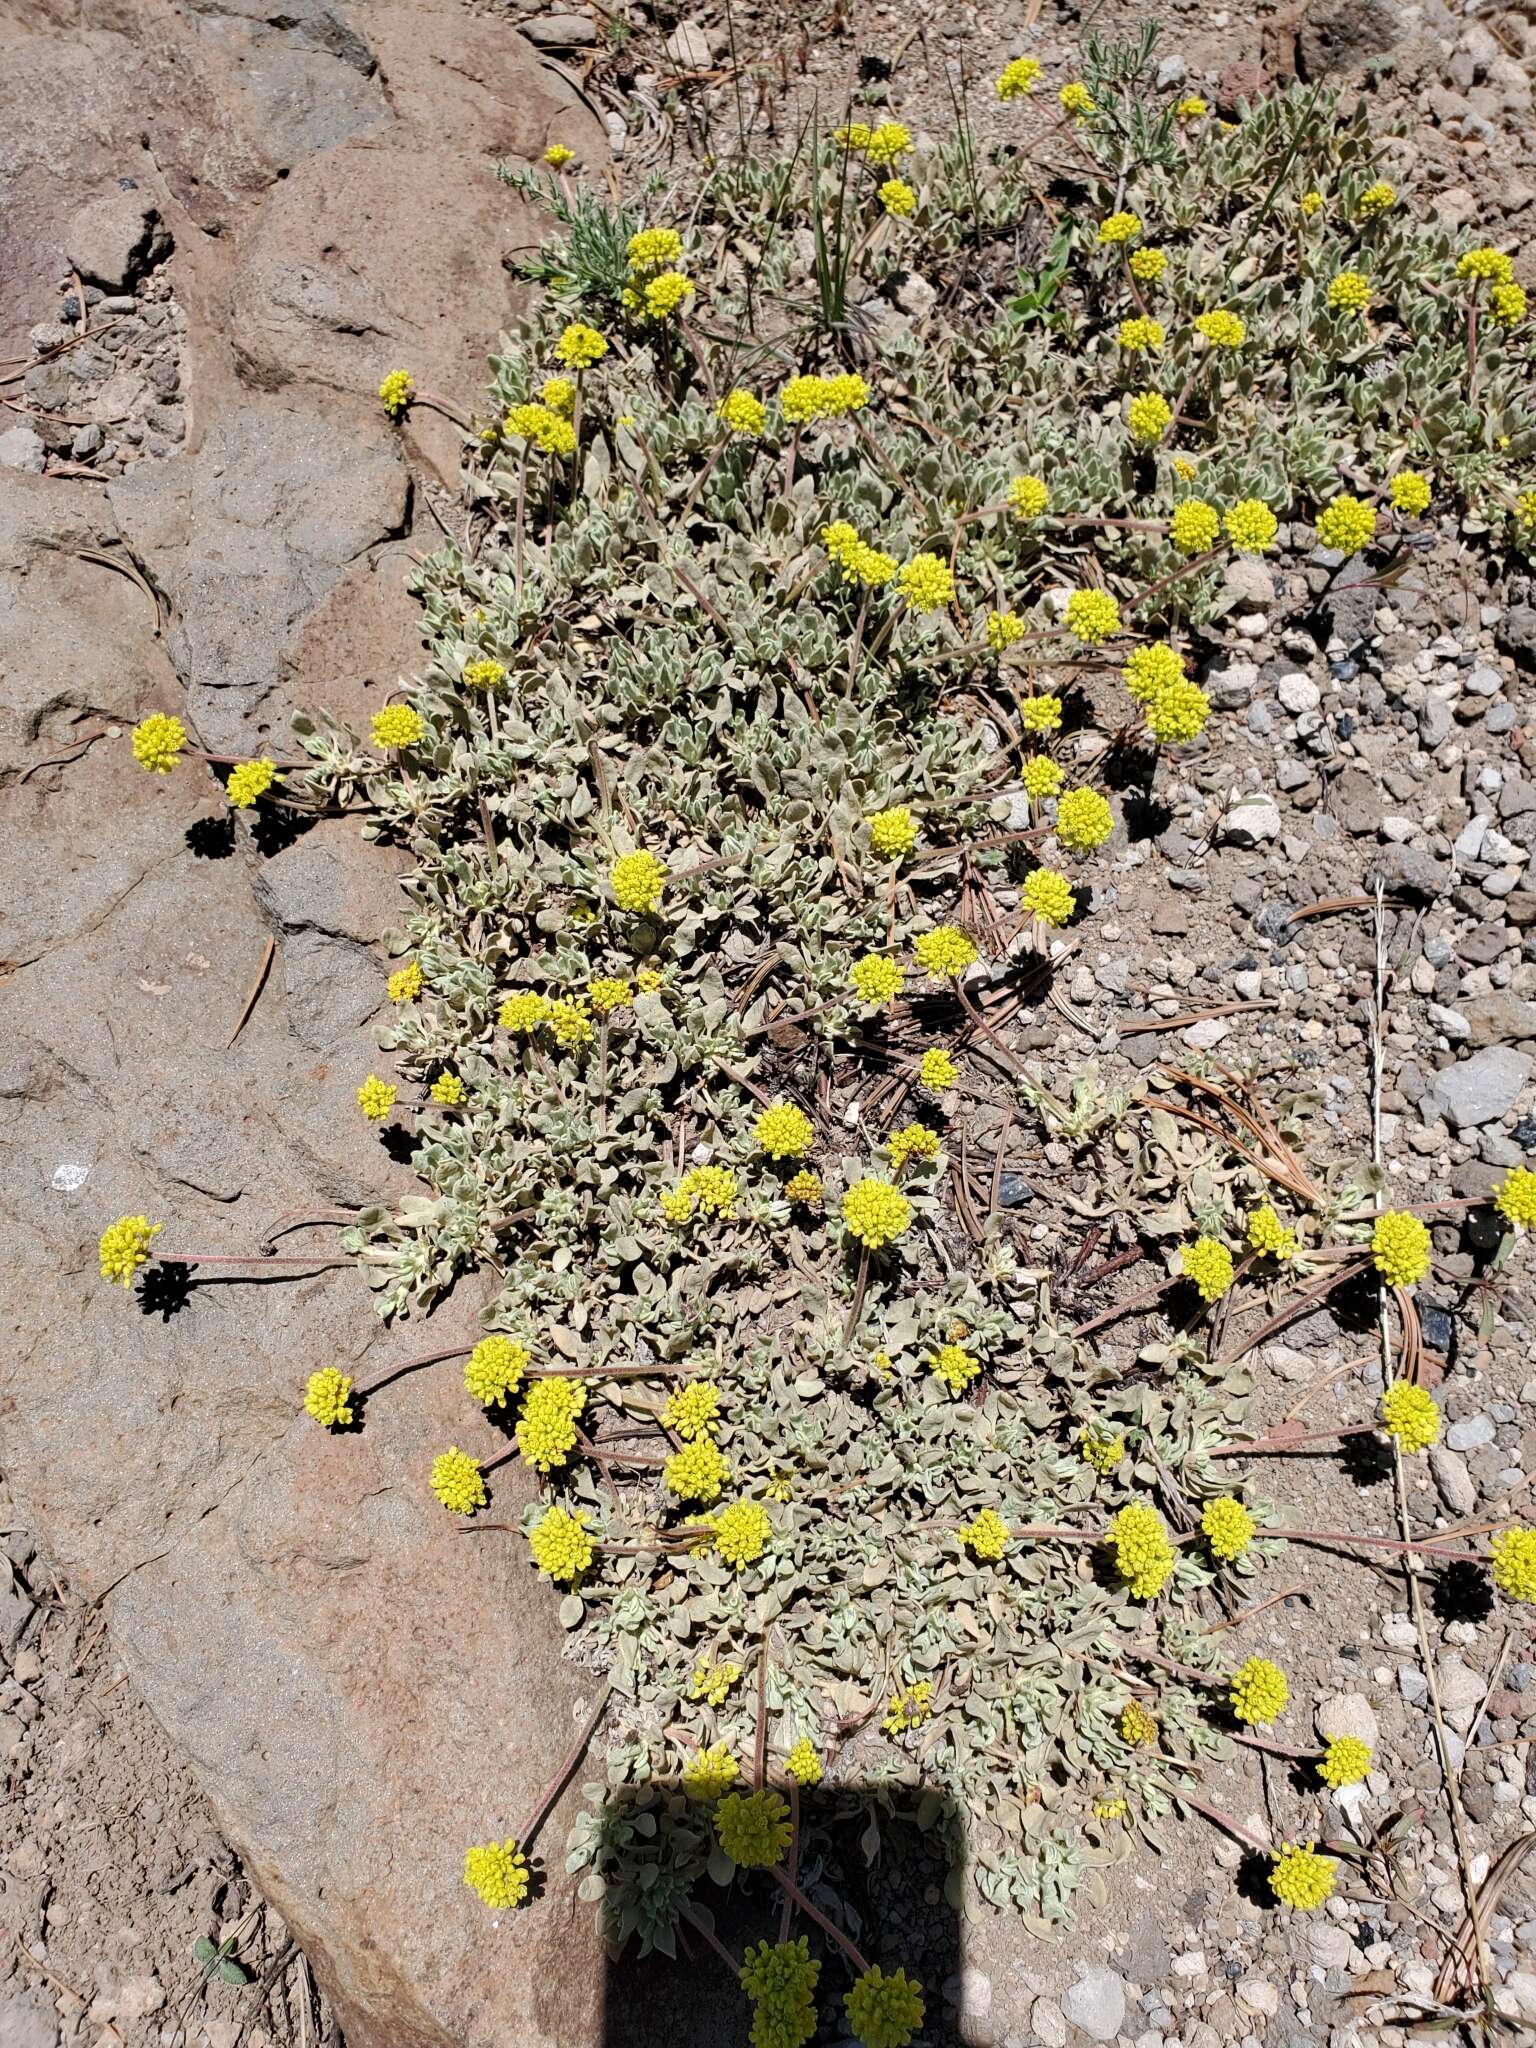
[594,1779,962,2048]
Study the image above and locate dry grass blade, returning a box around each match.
[1432,1831,1536,2008]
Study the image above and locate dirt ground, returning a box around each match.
[5,0,1536,2043]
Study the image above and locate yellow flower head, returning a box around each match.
[515,1375,586,1472]
[387,961,424,1005]
[1380,1380,1440,1454]
[1055,787,1113,854]
[879,178,916,218]
[304,1366,353,1429]
[863,122,911,168]
[1110,1503,1174,1599]
[717,388,766,437]
[987,608,1025,652]
[1202,1495,1255,1560]
[1064,588,1121,644]
[1300,189,1324,216]
[1180,1236,1234,1303]
[913,924,977,976]
[431,1447,486,1515]
[784,1168,823,1206]
[1247,1203,1297,1260]
[1357,180,1395,218]
[465,1335,529,1409]
[1169,499,1220,555]
[431,1072,465,1106]
[357,1074,396,1122]
[1145,678,1211,744]
[1008,474,1049,519]
[689,1658,743,1707]
[663,1381,721,1441]
[898,552,956,613]
[1059,81,1095,116]
[931,1342,978,1393]
[499,991,550,1035]
[1022,867,1076,927]
[887,1122,940,1170]
[1389,470,1432,516]
[1371,1208,1431,1288]
[504,402,576,455]
[682,1742,739,1800]
[543,143,574,167]
[1020,693,1063,733]
[961,1508,1009,1559]
[1229,1655,1289,1726]
[1327,270,1372,316]
[1175,94,1208,119]
[850,953,904,1006]
[882,1680,933,1735]
[715,1788,792,1868]
[756,1100,815,1160]
[1495,1165,1536,1230]
[1491,281,1527,326]
[1118,316,1165,352]
[1270,1842,1335,1910]
[1224,498,1277,551]
[844,1967,925,2048]
[1098,211,1142,246]
[587,976,632,1016]
[643,270,694,321]
[665,1437,731,1503]
[528,1506,593,1583]
[919,1047,959,1092]
[226,759,277,809]
[1022,755,1064,800]
[1123,641,1184,702]
[1457,246,1514,286]
[99,1214,162,1288]
[1120,1700,1157,1747]
[1490,1526,1536,1602]
[1081,1426,1124,1474]
[710,1499,772,1570]
[842,1176,913,1250]
[785,1738,822,1787]
[132,713,187,774]
[1316,494,1377,555]
[378,369,415,418]
[996,56,1041,99]
[1319,1735,1372,1788]
[1193,309,1245,348]
[371,704,425,751]
[610,849,667,914]
[538,379,575,418]
[1126,391,1172,446]
[553,321,608,369]
[463,1839,529,1910]
[1129,246,1167,283]
[868,805,919,859]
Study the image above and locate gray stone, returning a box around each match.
[1223,558,1277,608]
[1062,1969,1126,2043]
[1462,992,1536,1046]
[0,427,46,474]
[63,188,171,289]
[1297,0,1403,75]
[521,11,597,46]
[892,270,937,318]
[1445,1412,1496,1451]
[1220,793,1281,846]
[1372,845,1450,901]
[1276,671,1320,714]
[1315,1691,1380,1750]
[71,421,104,458]
[1430,1445,1478,1515]
[1420,696,1455,748]
[1436,1652,1486,1731]
[0,1989,60,2048]
[1426,1045,1532,1129]
[1206,659,1258,709]
[1497,604,1536,671]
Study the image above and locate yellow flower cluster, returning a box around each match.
[919,1047,959,1091]
[1193,309,1245,348]
[1225,498,1278,550]
[868,804,919,858]
[888,1122,940,1171]
[913,924,977,976]
[882,1680,933,1734]
[553,321,608,369]
[516,1375,586,1471]
[1008,474,1049,519]
[1316,493,1377,554]
[784,1169,822,1206]
[1110,1503,1174,1598]
[1247,1203,1297,1260]
[1098,210,1142,245]
[500,991,550,1035]
[587,977,632,1016]
[850,953,904,1006]
[1180,1236,1234,1303]
[304,1367,353,1428]
[1389,471,1432,516]
[543,143,574,167]
[1023,867,1076,927]
[1491,1526,1536,1602]
[709,1499,772,1569]
[610,849,667,913]
[431,1446,486,1514]
[639,270,694,321]
[463,1839,529,1909]
[504,402,577,456]
[715,1788,791,1868]
[1380,1380,1440,1453]
[663,1380,720,1440]
[1457,246,1514,285]
[756,1100,815,1159]
[661,1163,738,1224]
[898,552,955,613]
[930,1342,978,1393]
[682,1742,739,1799]
[1064,589,1121,643]
[464,1335,529,1409]
[780,372,871,425]
[961,1508,1009,1559]
[717,388,766,436]
[540,378,575,419]
[665,1437,731,1502]
[987,608,1025,651]
[1118,316,1164,352]
[1327,270,1372,315]
[996,56,1041,99]
[371,705,425,750]
[1229,1655,1288,1726]
[227,758,277,809]
[1145,678,1211,744]
[1371,1208,1430,1287]
[1496,1165,1536,1229]
[1081,1426,1124,1474]
[880,178,916,217]
[1123,641,1184,701]
[1357,180,1396,217]
[689,1658,743,1707]
[844,1966,925,2048]
[431,1073,465,1105]
[1318,1735,1372,1788]
[821,519,896,588]
[1130,246,1166,282]
[1022,756,1064,800]
[463,657,507,691]
[1126,392,1172,445]
[378,369,414,418]
[785,1737,822,1786]
[1120,1700,1157,1746]
[1059,81,1094,116]
[742,1934,820,2048]
[1492,282,1527,325]
[388,960,424,1003]
[1169,499,1219,554]
[528,1506,593,1583]
[357,1074,396,1122]
[1202,1495,1255,1560]
[132,713,187,773]
[1020,693,1062,732]
[1269,1842,1335,1910]
[98,1213,162,1287]
[1175,94,1208,119]
[842,1175,913,1250]
[1055,787,1113,853]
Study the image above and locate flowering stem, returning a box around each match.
[1071,1268,1179,1337]
[353,1343,474,1400]
[846,588,869,697]
[1265,1527,1486,1562]
[154,1249,352,1271]
[1231,1729,1315,1763]
[843,1245,870,1344]
[513,450,528,613]
[778,1782,801,1942]
[767,1866,870,1976]
[1171,1784,1272,1853]
[516,1681,614,1853]
[1209,1421,1379,1457]
[677,436,725,526]
[954,979,1028,1078]
[1211,1256,1371,1367]
[681,1902,742,1980]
